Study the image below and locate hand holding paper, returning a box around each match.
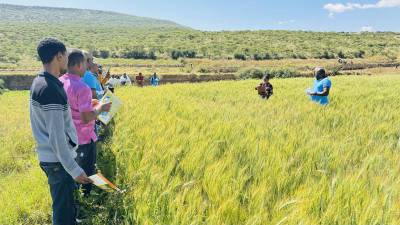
[88,173,123,193]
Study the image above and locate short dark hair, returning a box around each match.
[315,67,326,77]
[68,50,84,68]
[37,38,67,64]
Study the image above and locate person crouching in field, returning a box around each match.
[136,72,144,87]
[255,75,273,100]
[307,67,332,105]
[30,38,92,225]
[59,50,111,197]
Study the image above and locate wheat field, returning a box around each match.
[1,75,400,225]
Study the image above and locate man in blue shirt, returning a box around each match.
[150,73,159,86]
[82,52,103,100]
[307,67,332,105]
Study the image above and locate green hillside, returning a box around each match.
[0,4,186,28]
[0,4,399,68]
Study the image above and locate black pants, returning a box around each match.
[75,141,97,196]
[40,162,77,225]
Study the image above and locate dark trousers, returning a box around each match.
[40,162,77,225]
[76,141,97,196]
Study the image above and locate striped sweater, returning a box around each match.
[29,72,83,179]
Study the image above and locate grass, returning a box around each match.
[0,91,51,225]
[1,75,400,224]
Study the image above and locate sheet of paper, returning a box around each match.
[89,174,108,186]
[98,91,122,125]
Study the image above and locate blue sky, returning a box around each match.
[1,0,399,32]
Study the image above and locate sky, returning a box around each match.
[0,0,399,32]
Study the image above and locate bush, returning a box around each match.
[263,53,272,60]
[237,68,264,79]
[253,53,263,61]
[0,79,6,94]
[183,50,196,58]
[171,50,183,60]
[271,53,283,60]
[171,50,196,60]
[338,50,346,59]
[234,53,246,60]
[148,51,157,60]
[237,67,299,80]
[121,50,156,60]
[99,50,110,59]
[253,53,274,61]
[319,50,335,59]
[353,50,366,58]
[266,68,298,78]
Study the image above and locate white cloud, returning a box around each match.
[360,26,375,32]
[324,0,400,16]
[277,20,295,25]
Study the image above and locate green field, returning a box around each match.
[1,75,400,224]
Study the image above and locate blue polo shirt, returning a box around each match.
[82,71,103,99]
[310,78,332,105]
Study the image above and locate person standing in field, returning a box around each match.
[307,67,332,105]
[150,72,160,86]
[98,65,111,88]
[81,52,103,100]
[30,38,92,225]
[120,73,132,86]
[59,50,111,197]
[136,72,144,87]
[255,74,273,100]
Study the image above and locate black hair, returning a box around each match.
[315,68,326,79]
[37,37,67,64]
[68,50,85,68]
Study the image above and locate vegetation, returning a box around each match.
[0,91,51,224]
[0,79,6,94]
[2,75,400,224]
[0,4,399,70]
[237,67,298,79]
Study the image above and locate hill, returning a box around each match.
[0,4,399,67]
[0,4,186,28]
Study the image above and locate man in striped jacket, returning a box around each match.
[30,37,92,225]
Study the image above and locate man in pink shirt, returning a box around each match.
[60,50,111,196]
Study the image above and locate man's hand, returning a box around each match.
[75,172,93,184]
[99,102,112,113]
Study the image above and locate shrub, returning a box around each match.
[148,51,157,60]
[253,53,263,61]
[266,68,298,78]
[121,50,156,60]
[264,53,272,60]
[99,50,110,59]
[236,68,264,79]
[338,50,346,59]
[319,50,335,59]
[0,79,6,94]
[237,67,299,79]
[234,53,246,60]
[353,50,366,58]
[182,50,196,58]
[171,50,196,60]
